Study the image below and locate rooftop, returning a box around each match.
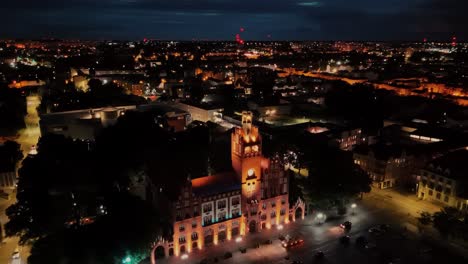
[427,149,468,181]
[191,172,240,197]
[354,143,410,161]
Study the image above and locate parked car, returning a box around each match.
[368,227,382,235]
[340,221,352,230]
[365,243,377,250]
[314,251,325,260]
[340,235,351,245]
[380,224,390,232]
[282,237,304,248]
[356,235,368,246]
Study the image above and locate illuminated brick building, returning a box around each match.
[151,111,304,261]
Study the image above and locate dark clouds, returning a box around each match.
[0,0,466,40]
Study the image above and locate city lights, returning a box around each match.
[3,5,468,263]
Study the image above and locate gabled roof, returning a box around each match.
[426,149,468,180]
[191,171,240,197]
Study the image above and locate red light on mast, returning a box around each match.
[423,38,427,43]
[240,27,245,32]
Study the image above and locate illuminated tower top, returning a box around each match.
[234,111,261,156]
[242,111,253,136]
[231,111,262,179]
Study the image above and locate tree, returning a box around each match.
[298,147,371,213]
[417,211,433,233]
[6,135,97,244]
[0,85,26,135]
[417,211,433,226]
[27,193,161,264]
[432,207,461,238]
[6,109,214,262]
[0,141,23,170]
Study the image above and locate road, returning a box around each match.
[16,95,41,156]
[151,187,467,264]
[364,187,441,218]
[0,94,40,264]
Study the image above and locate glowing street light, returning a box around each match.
[316,213,326,224]
[235,236,243,243]
[181,253,189,260]
[277,224,284,230]
[122,256,132,264]
[351,203,357,215]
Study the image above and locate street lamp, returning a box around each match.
[316,213,326,224]
[351,203,357,215]
[122,256,132,264]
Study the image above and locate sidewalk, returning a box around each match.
[363,187,468,260]
[156,221,302,264]
[0,183,31,262]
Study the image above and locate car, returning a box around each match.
[11,250,21,264]
[282,237,304,248]
[314,251,325,260]
[223,252,233,259]
[365,243,377,250]
[380,224,390,231]
[340,221,352,230]
[368,227,382,235]
[388,258,401,264]
[355,235,368,246]
[339,235,351,245]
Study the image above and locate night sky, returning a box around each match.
[1,0,466,41]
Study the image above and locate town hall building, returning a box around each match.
[151,111,305,262]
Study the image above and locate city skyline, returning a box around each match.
[1,0,467,41]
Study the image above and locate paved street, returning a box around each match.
[0,94,40,264]
[150,187,468,264]
[16,95,41,156]
[364,187,441,218]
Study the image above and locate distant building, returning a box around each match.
[151,112,305,260]
[40,103,191,139]
[328,127,365,151]
[137,103,190,132]
[417,149,468,210]
[353,144,414,189]
[306,123,366,151]
[40,106,135,140]
[174,102,223,123]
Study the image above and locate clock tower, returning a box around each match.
[231,111,263,232]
